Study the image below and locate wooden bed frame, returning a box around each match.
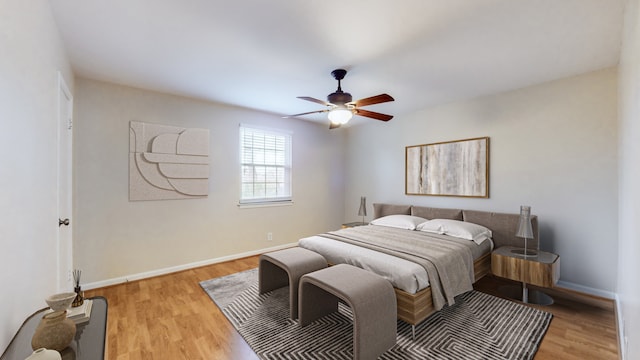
[371,203,540,327]
[395,253,491,325]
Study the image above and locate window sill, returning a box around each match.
[238,201,293,209]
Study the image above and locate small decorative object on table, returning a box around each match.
[72,269,83,307]
[67,299,93,324]
[24,348,62,360]
[31,310,76,351]
[45,292,76,312]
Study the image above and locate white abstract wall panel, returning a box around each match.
[129,121,210,201]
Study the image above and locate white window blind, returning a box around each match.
[240,125,292,204]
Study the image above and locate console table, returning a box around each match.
[0,297,107,360]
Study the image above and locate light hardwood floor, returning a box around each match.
[85,256,619,360]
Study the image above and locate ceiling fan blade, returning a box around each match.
[297,96,332,106]
[283,109,328,118]
[354,109,393,121]
[349,93,394,107]
[329,122,341,130]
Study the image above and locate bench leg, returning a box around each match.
[299,281,338,327]
[258,259,289,294]
[351,297,397,360]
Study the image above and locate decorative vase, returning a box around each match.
[31,310,76,352]
[25,348,62,360]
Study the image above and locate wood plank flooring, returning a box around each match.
[474,277,619,360]
[85,256,619,360]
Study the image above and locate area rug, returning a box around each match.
[200,269,552,360]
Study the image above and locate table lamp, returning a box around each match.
[358,196,367,224]
[511,205,537,257]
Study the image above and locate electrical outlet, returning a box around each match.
[267,232,273,241]
[67,270,72,282]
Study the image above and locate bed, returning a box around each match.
[298,203,539,327]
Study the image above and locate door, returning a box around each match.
[57,72,73,292]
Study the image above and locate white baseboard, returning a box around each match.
[616,293,627,360]
[82,242,298,290]
[555,280,616,299]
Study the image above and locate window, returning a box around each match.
[240,125,292,204]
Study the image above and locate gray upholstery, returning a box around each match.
[463,210,539,249]
[373,203,411,219]
[370,203,539,249]
[259,247,327,319]
[411,205,463,220]
[299,264,397,360]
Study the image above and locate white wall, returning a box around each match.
[0,0,74,352]
[345,68,618,295]
[618,0,640,358]
[73,78,346,284]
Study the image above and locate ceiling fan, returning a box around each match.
[285,69,395,129]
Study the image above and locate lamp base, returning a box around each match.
[498,285,554,305]
[510,248,538,257]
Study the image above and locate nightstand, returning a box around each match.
[341,221,368,229]
[491,246,560,305]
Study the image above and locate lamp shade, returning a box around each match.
[358,196,367,217]
[515,205,533,239]
[328,108,353,125]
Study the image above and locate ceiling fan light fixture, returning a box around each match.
[287,69,394,126]
[328,108,353,125]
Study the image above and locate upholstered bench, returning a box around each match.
[299,264,397,360]
[259,247,327,319]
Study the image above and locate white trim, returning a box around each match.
[82,242,298,290]
[238,201,294,209]
[616,293,627,360]
[56,71,74,293]
[555,280,616,299]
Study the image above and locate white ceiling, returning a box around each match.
[50,0,624,126]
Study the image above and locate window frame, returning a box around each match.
[239,124,292,206]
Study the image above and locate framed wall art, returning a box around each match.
[405,137,489,198]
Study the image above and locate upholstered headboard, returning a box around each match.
[462,210,538,249]
[411,206,463,221]
[372,203,411,218]
[372,203,539,249]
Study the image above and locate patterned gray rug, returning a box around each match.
[200,268,552,360]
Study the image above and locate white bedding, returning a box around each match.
[298,229,493,294]
[299,235,429,294]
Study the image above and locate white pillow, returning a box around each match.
[369,215,428,230]
[417,219,492,245]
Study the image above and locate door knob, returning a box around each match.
[59,218,70,226]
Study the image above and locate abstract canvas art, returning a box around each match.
[129,121,210,201]
[406,137,489,198]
